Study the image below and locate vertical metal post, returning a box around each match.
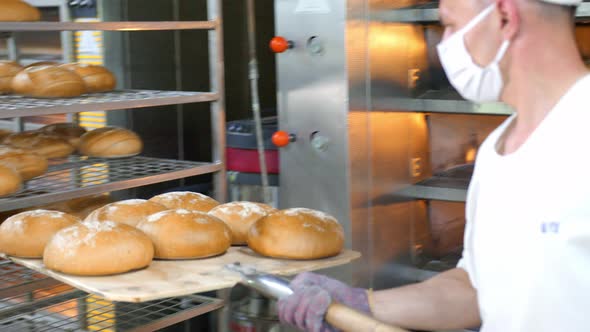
[208,0,227,204]
[7,35,24,132]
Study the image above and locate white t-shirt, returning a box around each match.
[459,74,590,332]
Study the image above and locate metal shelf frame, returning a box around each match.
[371,2,590,23]
[0,90,218,119]
[0,21,218,32]
[393,164,473,203]
[0,156,222,212]
[0,264,225,332]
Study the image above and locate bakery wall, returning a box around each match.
[100,0,277,198]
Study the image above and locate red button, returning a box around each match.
[270,36,291,53]
[272,131,293,147]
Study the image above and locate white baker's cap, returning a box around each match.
[540,0,582,5]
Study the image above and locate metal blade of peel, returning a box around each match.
[225,262,293,299]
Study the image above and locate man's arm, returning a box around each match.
[372,268,481,331]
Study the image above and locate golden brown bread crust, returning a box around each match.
[247,208,345,260]
[44,220,154,276]
[0,163,21,197]
[38,123,87,147]
[11,66,86,98]
[78,127,143,158]
[0,0,41,22]
[85,199,168,227]
[209,202,277,245]
[61,64,116,93]
[25,61,60,69]
[149,191,220,212]
[0,61,23,94]
[0,210,80,258]
[4,132,75,159]
[136,209,231,259]
[0,146,48,180]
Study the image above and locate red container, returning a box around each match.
[226,147,279,174]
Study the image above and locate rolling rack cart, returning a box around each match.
[0,0,227,330]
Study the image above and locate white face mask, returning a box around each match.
[437,4,511,103]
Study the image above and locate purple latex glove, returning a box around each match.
[278,272,371,332]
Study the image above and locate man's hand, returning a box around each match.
[278,272,371,332]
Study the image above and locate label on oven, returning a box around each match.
[295,0,331,14]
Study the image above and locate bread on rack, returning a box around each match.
[0,146,48,180]
[209,201,277,245]
[38,123,87,148]
[61,63,117,93]
[0,163,21,197]
[247,208,344,260]
[85,199,168,227]
[149,191,220,213]
[0,210,80,258]
[44,220,154,276]
[78,127,143,158]
[0,61,23,94]
[136,209,231,259]
[4,131,75,159]
[0,0,41,22]
[11,65,87,98]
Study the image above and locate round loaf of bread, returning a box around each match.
[5,132,74,159]
[247,208,344,260]
[78,127,143,158]
[39,123,87,147]
[0,0,41,22]
[61,63,116,93]
[209,202,277,245]
[12,66,86,98]
[44,220,154,276]
[0,163,21,197]
[85,199,168,227]
[0,210,79,258]
[0,61,23,94]
[136,209,231,259]
[0,146,48,180]
[149,191,219,212]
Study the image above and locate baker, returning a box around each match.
[278,0,590,331]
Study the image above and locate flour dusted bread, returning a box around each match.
[0,163,21,197]
[61,63,116,93]
[209,201,277,245]
[39,123,87,147]
[44,220,154,276]
[247,208,344,260]
[149,191,220,212]
[12,65,86,98]
[0,146,48,180]
[0,0,41,22]
[78,127,143,158]
[0,61,23,93]
[136,209,231,259]
[85,199,168,227]
[0,210,79,258]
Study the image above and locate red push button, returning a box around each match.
[270,36,293,53]
[272,131,296,147]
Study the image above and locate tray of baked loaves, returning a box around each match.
[0,192,361,303]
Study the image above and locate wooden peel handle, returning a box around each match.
[325,302,409,332]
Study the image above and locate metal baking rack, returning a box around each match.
[394,164,474,203]
[0,156,222,212]
[0,261,224,332]
[0,90,218,118]
[0,0,228,329]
